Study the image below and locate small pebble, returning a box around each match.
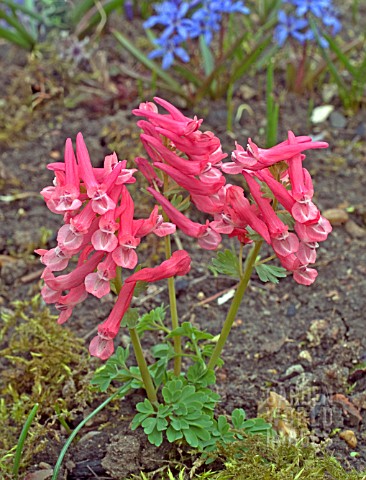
[345,220,366,239]
[286,304,297,317]
[323,208,349,225]
[339,430,357,448]
[285,364,304,377]
[330,111,347,128]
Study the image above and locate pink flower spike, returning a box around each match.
[295,215,332,243]
[154,162,225,195]
[147,188,206,238]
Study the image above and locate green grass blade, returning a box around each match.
[1,0,43,22]
[51,384,131,480]
[0,25,33,49]
[112,30,183,93]
[68,0,95,25]
[13,403,39,479]
[0,10,36,48]
[199,35,215,76]
[323,33,357,76]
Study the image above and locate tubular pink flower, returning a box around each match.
[55,284,88,324]
[148,188,206,238]
[112,187,140,269]
[85,254,116,298]
[243,172,289,239]
[42,251,105,291]
[90,250,191,360]
[154,162,225,195]
[41,284,62,304]
[226,186,271,244]
[297,241,318,264]
[293,266,318,286]
[224,132,328,172]
[141,134,208,175]
[191,185,229,215]
[35,246,72,272]
[134,205,176,238]
[155,127,223,159]
[134,157,163,187]
[295,215,332,243]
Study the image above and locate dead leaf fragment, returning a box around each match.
[24,469,53,480]
[332,394,362,424]
[339,430,357,448]
[258,392,309,440]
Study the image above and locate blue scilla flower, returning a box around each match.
[274,10,308,46]
[210,0,250,15]
[144,1,193,41]
[148,35,190,69]
[289,0,333,18]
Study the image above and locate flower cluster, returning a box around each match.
[134,97,331,286]
[37,98,332,361]
[144,0,249,68]
[275,0,341,47]
[36,133,190,359]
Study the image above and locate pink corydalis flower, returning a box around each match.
[41,139,82,214]
[148,188,221,250]
[222,132,328,173]
[133,97,202,136]
[89,250,191,360]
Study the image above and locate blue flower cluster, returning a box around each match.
[274,0,341,48]
[144,0,249,69]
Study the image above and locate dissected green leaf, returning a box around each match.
[209,249,240,277]
[255,263,287,283]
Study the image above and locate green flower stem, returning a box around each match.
[162,172,181,376]
[207,241,262,371]
[129,327,158,405]
[165,235,182,376]
[115,265,123,294]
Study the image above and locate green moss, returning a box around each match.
[0,295,92,476]
[128,435,365,479]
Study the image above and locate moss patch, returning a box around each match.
[0,295,92,476]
